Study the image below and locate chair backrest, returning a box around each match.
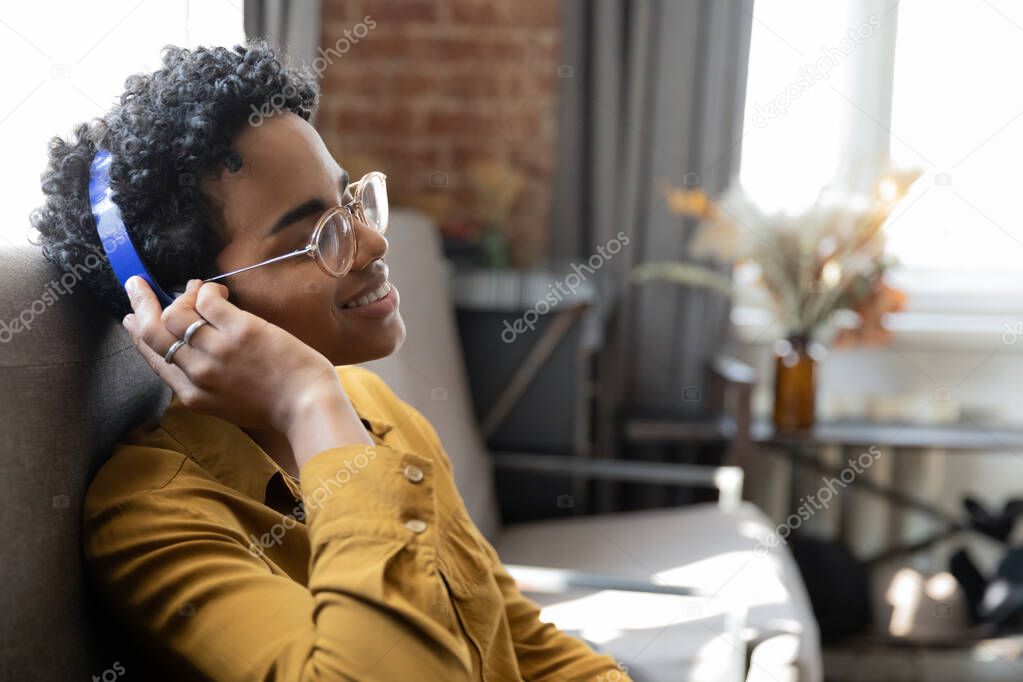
[0,243,170,679]
[363,209,501,540]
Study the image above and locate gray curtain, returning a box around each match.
[553,0,753,417]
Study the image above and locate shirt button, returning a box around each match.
[405,518,428,533]
[403,464,424,483]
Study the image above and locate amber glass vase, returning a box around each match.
[772,334,817,431]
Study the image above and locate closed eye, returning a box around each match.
[291,233,311,251]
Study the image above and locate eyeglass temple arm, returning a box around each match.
[170,173,387,297]
[202,245,316,284]
[171,248,312,300]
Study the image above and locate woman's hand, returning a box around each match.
[120,275,344,435]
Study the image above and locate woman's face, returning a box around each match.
[201,112,405,365]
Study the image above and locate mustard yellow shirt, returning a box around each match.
[83,365,631,682]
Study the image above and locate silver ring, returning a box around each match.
[164,338,186,364]
[183,318,209,345]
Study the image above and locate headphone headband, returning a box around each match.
[89,148,180,308]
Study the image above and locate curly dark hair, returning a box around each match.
[29,40,319,321]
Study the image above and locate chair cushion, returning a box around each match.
[362,209,501,540]
[495,501,823,682]
[0,244,170,679]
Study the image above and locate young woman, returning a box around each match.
[32,41,631,681]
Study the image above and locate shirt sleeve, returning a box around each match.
[400,407,634,682]
[82,443,475,682]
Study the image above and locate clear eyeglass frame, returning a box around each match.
[199,171,388,286]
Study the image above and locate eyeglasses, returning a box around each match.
[202,171,389,284]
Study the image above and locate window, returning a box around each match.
[739,0,872,214]
[886,0,1023,310]
[1,0,244,247]
[739,0,1023,320]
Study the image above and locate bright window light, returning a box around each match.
[887,0,1023,275]
[0,0,244,247]
[738,0,859,214]
[741,0,1023,306]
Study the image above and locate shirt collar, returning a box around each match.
[157,370,394,505]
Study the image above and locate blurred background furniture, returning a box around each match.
[750,419,1023,681]
[751,419,1023,599]
[750,420,1023,565]
[619,355,756,510]
[448,265,600,523]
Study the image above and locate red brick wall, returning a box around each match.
[315,0,562,266]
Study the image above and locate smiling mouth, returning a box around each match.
[339,281,392,308]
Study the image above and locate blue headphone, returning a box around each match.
[89,148,184,308]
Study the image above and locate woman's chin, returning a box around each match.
[327,319,405,366]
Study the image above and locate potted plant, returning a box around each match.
[631,164,921,430]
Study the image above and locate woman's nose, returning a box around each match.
[350,219,388,272]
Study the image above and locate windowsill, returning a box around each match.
[733,305,1023,426]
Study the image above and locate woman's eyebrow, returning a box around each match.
[264,171,351,239]
[264,198,326,238]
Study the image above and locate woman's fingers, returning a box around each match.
[124,277,196,360]
[124,277,170,345]
[193,280,255,336]
[163,279,218,354]
[122,276,202,395]
[122,313,196,395]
